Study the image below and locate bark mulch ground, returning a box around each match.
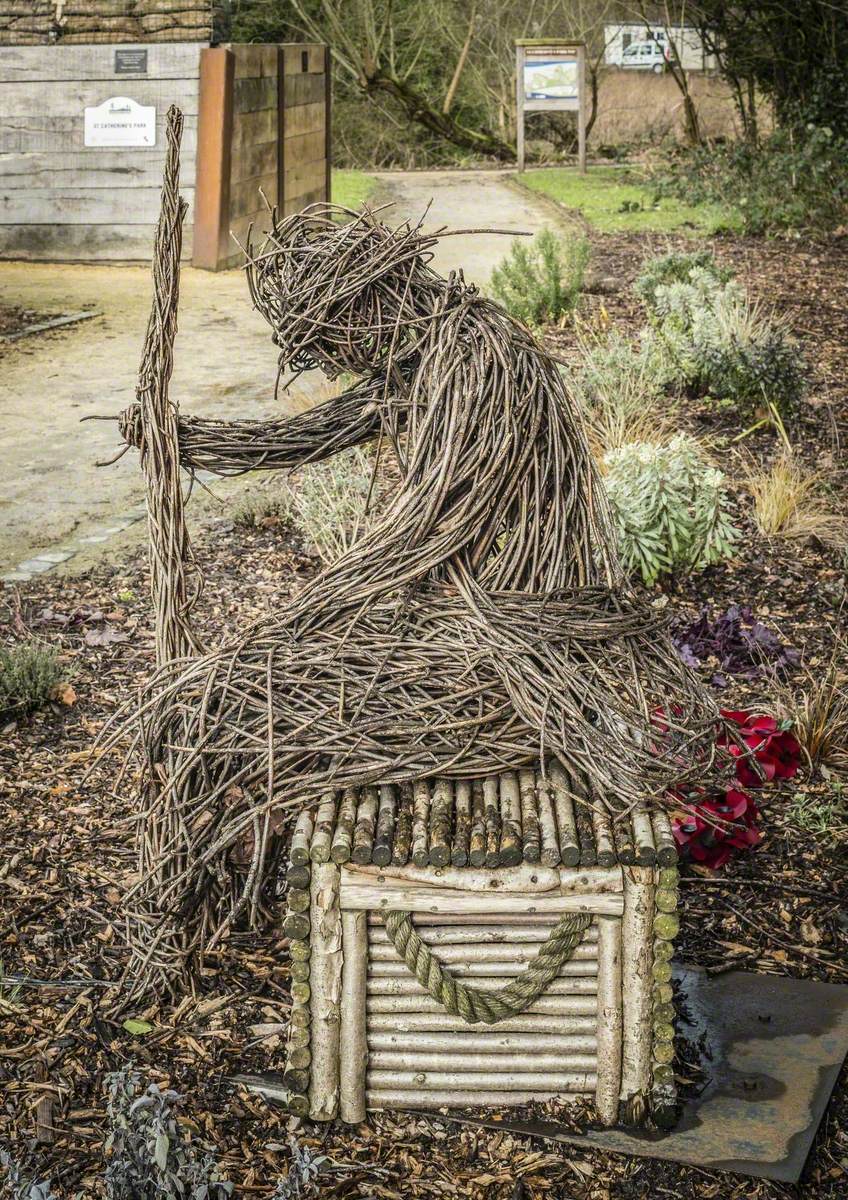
[1,232,846,1199]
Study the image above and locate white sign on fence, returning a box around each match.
[84,96,156,148]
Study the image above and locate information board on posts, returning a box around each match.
[515,40,586,174]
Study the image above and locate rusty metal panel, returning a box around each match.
[192,45,233,270]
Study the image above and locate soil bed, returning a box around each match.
[1,232,846,1198]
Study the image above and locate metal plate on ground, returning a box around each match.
[439,966,848,1182]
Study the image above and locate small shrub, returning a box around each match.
[0,642,64,717]
[604,434,738,585]
[272,1139,329,1199]
[634,249,733,312]
[692,294,806,420]
[651,270,743,335]
[570,329,675,455]
[652,127,848,236]
[635,250,806,420]
[786,783,847,838]
[288,447,373,564]
[232,488,293,529]
[642,272,742,391]
[104,1067,232,1200]
[0,1151,58,1200]
[491,227,588,326]
[746,452,846,543]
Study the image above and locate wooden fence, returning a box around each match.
[0,40,329,265]
[0,42,202,260]
[0,2,212,45]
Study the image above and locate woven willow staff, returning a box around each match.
[135,104,202,665]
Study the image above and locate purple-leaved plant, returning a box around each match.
[672,603,800,688]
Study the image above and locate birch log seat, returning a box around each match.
[282,763,680,1128]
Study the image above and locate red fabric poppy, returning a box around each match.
[656,706,797,870]
[672,786,763,870]
[719,709,801,788]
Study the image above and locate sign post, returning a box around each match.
[516,39,586,174]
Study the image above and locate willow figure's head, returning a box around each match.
[245,204,453,379]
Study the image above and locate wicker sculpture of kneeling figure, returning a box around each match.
[119,199,722,1128]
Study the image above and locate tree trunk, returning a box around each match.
[585,63,600,142]
[442,3,475,115]
[682,91,702,146]
[363,71,514,162]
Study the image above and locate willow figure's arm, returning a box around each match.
[118,376,396,476]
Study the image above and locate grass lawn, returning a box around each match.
[332,168,378,211]
[519,165,739,234]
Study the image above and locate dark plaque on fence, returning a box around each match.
[115,49,148,75]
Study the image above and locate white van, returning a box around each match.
[620,39,669,72]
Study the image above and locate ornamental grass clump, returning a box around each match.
[772,645,848,774]
[746,451,847,543]
[604,434,738,585]
[490,227,588,327]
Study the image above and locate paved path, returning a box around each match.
[0,261,310,575]
[0,171,561,578]
[373,169,560,288]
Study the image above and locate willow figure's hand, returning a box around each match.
[118,402,144,451]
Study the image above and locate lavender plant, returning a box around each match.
[0,642,64,717]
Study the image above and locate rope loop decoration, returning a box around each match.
[383,909,593,1025]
